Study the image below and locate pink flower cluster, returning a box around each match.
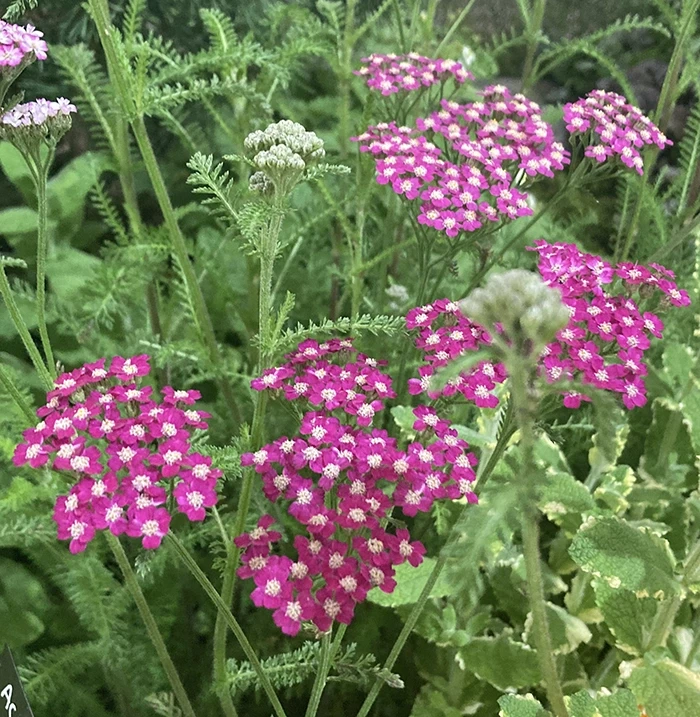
[530,240,689,409]
[353,53,472,95]
[352,86,569,238]
[251,338,396,426]
[13,356,221,553]
[564,90,671,175]
[406,243,689,412]
[406,299,508,406]
[238,340,478,636]
[0,21,47,67]
[1,98,76,127]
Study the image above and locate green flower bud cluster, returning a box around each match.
[460,269,569,359]
[244,120,325,195]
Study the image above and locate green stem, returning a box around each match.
[391,0,407,53]
[305,633,333,717]
[646,595,683,651]
[434,0,479,55]
[684,613,700,668]
[0,266,53,390]
[106,533,196,717]
[87,0,241,427]
[167,534,287,717]
[213,205,283,717]
[0,362,35,422]
[510,363,568,717]
[338,0,358,158]
[616,0,700,263]
[35,164,55,377]
[355,409,514,717]
[522,0,548,92]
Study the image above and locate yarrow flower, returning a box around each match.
[406,298,508,407]
[239,339,478,636]
[13,355,221,553]
[0,20,48,68]
[352,85,569,239]
[564,90,672,175]
[353,53,472,95]
[1,98,76,128]
[407,242,689,411]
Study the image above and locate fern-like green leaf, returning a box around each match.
[224,642,320,695]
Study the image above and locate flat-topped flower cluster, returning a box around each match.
[0,20,47,67]
[353,52,472,95]
[530,240,689,408]
[564,90,672,174]
[353,86,569,238]
[407,242,689,411]
[238,339,477,635]
[13,356,221,553]
[1,98,76,127]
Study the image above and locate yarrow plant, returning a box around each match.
[238,338,477,635]
[564,89,672,174]
[13,355,221,552]
[353,85,570,238]
[353,52,472,95]
[406,241,690,411]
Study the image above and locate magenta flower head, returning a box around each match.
[13,355,222,553]
[352,86,569,240]
[564,90,672,176]
[410,242,689,413]
[0,20,48,68]
[238,338,478,637]
[354,53,472,95]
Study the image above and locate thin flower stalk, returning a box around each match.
[0,264,53,390]
[86,0,242,428]
[106,532,197,717]
[167,533,288,717]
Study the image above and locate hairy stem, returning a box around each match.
[510,363,568,717]
[0,266,53,390]
[0,362,35,422]
[522,0,548,91]
[35,164,55,377]
[87,0,241,427]
[106,533,196,717]
[167,534,287,717]
[617,0,700,263]
[305,633,333,717]
[213,207,283,717]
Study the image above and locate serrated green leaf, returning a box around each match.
[367,557,454,607]
[498,693,549,717]
[593,581,657,655]
[593,465,636,514]
[524,602,592,655]
[628,658,700,717]
[460,634,542,690]
[569,517,681,599]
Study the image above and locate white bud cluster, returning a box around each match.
[244,119,325,160]
[460,269,569,355]
[245,120,325,195]
[248,170,272,195]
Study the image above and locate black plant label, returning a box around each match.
[0,647,33,717]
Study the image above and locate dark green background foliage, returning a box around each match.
[0,0,699,716]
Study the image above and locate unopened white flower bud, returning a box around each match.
[460,269,568,356]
